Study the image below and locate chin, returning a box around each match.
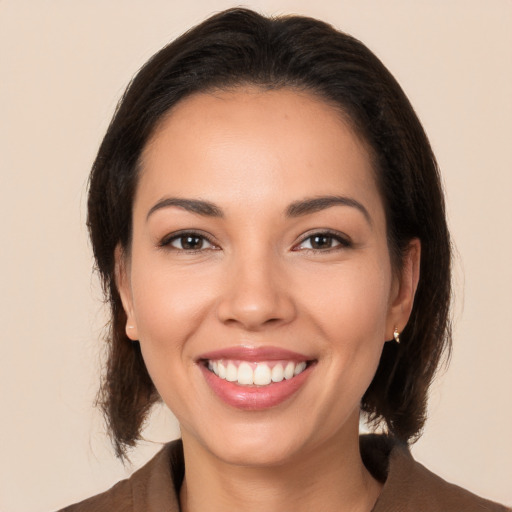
[213,436,305,468]
[186,417,313,468]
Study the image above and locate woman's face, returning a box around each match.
[118,88,418,467]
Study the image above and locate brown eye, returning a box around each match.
[310,234,335,249]
[164,232,216,251]
[295,231,351,251]
[177,235,204,250]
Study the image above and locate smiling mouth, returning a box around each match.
[202,359,314,387]
[197,348,317,409]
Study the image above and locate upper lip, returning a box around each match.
[197,345,312,362]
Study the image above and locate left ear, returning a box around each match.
[386,238,421,339]
[114,244,140,341]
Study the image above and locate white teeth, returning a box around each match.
[237,362,254,385]
[208,359,309,386]
[284,362,295,380]
[226,362,237,382]
[294,361,307,375]
[271,363,284,383]
[253,363,272,385]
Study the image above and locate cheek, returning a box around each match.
[304,258,392,394]
[128,258,219,418]
[129,256,218,356]
[305,258,392,342]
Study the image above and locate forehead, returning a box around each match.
[136,87,383,223]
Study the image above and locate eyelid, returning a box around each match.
[158,229,219,251]
[157,228,351,253]
[292,229,352,251]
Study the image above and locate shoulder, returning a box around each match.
[58,478,132,512]
[57,439,183,512]
[361,435,511,512]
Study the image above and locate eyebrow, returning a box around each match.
[146,194,371,224]
[286,195,372,225]
[146,197,224,220]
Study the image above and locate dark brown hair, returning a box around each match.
[88,8,451,459]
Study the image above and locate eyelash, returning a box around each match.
[293,230,352,253]
[158,229,352,254]
[158,230,218,253]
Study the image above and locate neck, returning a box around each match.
[179,417,382,512]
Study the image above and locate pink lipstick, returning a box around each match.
[197,346,315,410]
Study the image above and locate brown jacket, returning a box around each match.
[59,435,510,511]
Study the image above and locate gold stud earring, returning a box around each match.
[393,327,400,344]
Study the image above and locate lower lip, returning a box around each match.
[199,364,314,410]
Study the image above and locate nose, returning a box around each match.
[216,252,297,331]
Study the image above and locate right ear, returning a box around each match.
[114,244,139,341]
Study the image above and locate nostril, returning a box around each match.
[215,272,297,329]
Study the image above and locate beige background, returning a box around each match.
[1,1,511,510]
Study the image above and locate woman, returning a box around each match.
[60,8,509,511]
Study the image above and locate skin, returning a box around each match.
[117,87,420,512]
